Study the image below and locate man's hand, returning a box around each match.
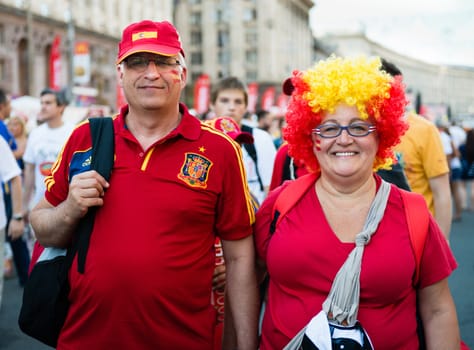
[213,264,226,291]
[64,170,110,221]
[8,219,25,240]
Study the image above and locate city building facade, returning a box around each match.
[0,0,472,120]
[0,0,173,109]
[322,33,474,120]
[174,0,314,84]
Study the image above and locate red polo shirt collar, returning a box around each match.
[116,103,201,143]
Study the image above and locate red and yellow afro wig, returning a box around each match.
[283,55,408,173]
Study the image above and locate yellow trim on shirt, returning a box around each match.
[201,124,256,223]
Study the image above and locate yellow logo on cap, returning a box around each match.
[132,31,158,41]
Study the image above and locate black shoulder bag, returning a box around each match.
[18,117,115,347]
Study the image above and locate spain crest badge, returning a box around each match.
[178,153,212,188]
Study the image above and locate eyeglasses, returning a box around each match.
[312,122,376,138]
[125,56,181,72]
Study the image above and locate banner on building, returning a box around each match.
[261,86,276,111]
[193,74,210,115]
[247,82,259,113]
[276,92,289,114]
[49,35,62,90]
[73,41,91,85]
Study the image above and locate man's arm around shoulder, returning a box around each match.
[221,235,259,350]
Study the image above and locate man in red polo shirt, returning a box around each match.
[29,20,258,350]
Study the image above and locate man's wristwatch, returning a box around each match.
[12,213,24,221]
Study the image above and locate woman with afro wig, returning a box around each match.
[254,55,460,350]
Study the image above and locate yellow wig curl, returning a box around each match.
[283,55,408,173]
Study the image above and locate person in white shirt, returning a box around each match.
[0,137,24,309]
[23,88,76,214]
[210,77,277,204]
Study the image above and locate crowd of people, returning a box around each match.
[0,19,472,349]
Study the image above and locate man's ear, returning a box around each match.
[180,66,187,87]
[117,65,124,86]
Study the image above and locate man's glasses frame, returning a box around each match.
[124,55,181,72]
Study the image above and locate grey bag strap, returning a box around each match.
[322,180,391,325]
[283,180,391,349]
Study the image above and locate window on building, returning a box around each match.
[0,58,5,82]
[216,9,223,23]
[218,50,230,65]
[17,38,28,95]
[218,30,229,48]
[103,78,110,93]
[191,52,202,65]
[0,24,4,45]
[191,31,202,45]
[246,70,257,82]
[190,11,201,25]
[40,3,49,17]
[245,30,257,46]
[243,8,257,22]
[246,49,257,64]
[44,44,51,88]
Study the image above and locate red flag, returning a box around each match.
[261,86,276,111]
[247,82,259,113]
[276,92,289,114]
[193,74,210,114]
[49,35,61,90]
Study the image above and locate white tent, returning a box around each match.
[10,95,40,133]
[10,95,89,132]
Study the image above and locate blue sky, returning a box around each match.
[310,0,474,67]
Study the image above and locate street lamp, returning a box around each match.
[65,0,75,104]
[26,0,34,95]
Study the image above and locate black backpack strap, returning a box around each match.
[89,117,115,182]
[240,124,264,192]
[269,211,280,234]
[75,117,115,273]
[282,154,294,182]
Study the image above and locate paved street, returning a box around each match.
[1,211,473,349]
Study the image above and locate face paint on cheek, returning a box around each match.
[170,69,181,83]
[314,139,321,151]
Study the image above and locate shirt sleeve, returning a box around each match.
[44,123,91,206]
[422,123,450,179]
[418,215,457,288]
[215,141,256,241]
[0,138,21,182]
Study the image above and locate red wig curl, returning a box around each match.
[283,56,408,173]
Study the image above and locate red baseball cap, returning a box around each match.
[206,117,254,144]
[117,20,185,64]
